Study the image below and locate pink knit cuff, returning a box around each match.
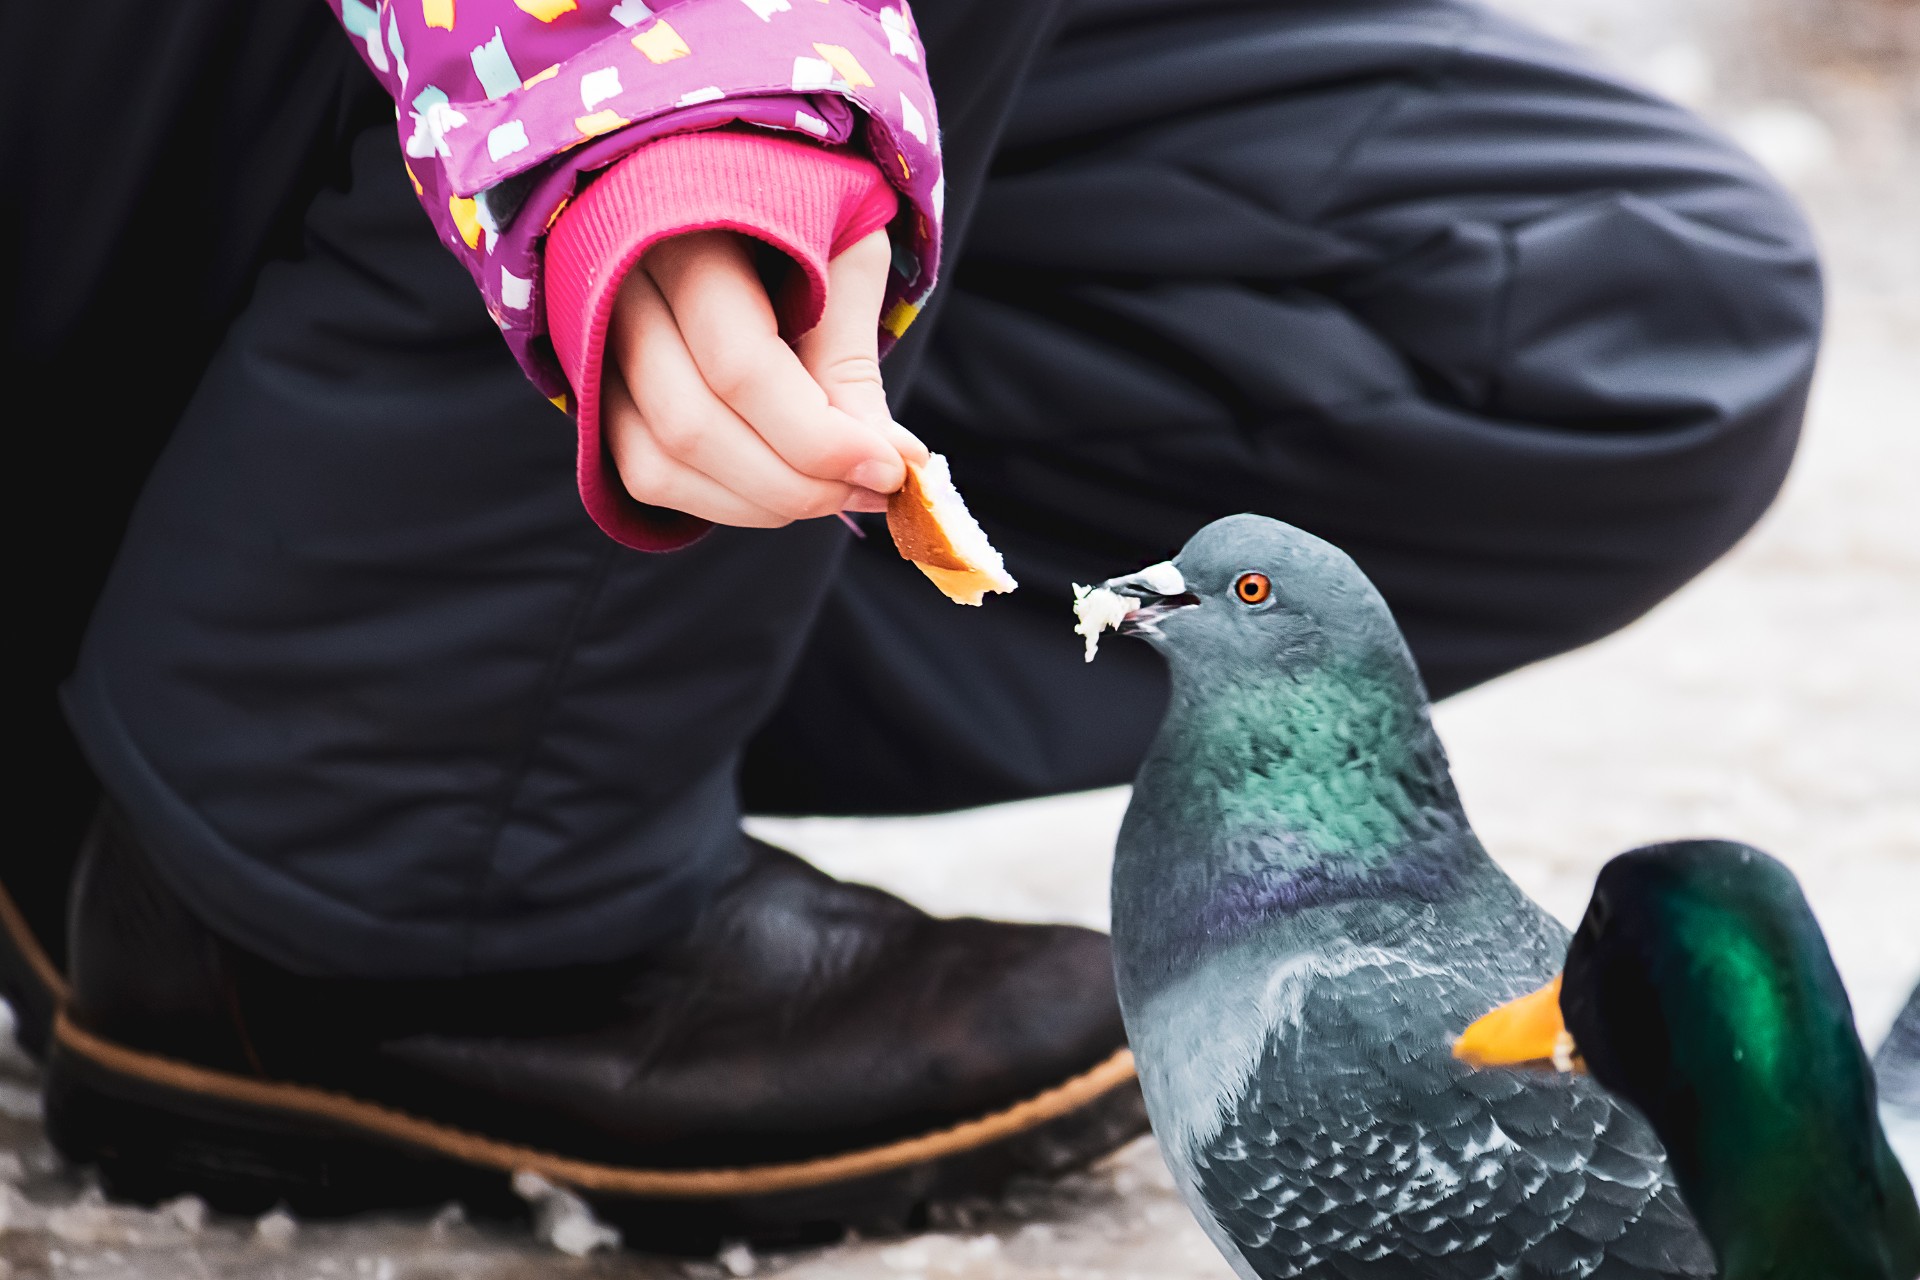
[545,129,901,551]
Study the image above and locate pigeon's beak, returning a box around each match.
[1452,975,1586,1073]
[1103,562,1200,635]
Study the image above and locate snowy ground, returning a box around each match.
[3,0,1915,1275]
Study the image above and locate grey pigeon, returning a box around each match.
[1099,514,1715,1280]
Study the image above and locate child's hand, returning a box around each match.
[600,228,928,527]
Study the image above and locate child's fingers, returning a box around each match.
[797,230,930,468]
[600,373,796,528]
[795,231,891,427]
[605,267,856,522]
[646,231,905,494]
[881,418,930,469]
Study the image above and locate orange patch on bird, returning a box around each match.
[1453,975,1582,1072]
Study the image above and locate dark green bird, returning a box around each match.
[1098,514,1717,1278]
[1459,842,1920,1280]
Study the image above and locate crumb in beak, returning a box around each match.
[1072,585,1134,663]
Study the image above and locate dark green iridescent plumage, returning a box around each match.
[1563,843,1920,1280]
[1189,657,1444,859]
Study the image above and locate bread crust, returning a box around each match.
[912,563,1000,606]
[886,465,972,571]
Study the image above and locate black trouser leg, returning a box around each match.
[26,0,1077,979]
[5,0,388,968]
[63,125,848,977]
[741,0,1821,814]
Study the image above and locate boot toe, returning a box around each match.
[923,918,1126,1102]
[49,827,1148,1247]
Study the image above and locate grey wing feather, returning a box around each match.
[1875,982,1920,1110]
[1879,982,1920,1182]
[1188,957,1715,1280]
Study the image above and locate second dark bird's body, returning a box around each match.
[1107,516,1714,1278]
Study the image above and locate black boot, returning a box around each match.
[41,807,1145,1249]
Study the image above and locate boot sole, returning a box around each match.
[47,1012,1147,1250]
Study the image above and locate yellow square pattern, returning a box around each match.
[448,195,483,249]
[575,109,627,137]
[812,43,873,87]
[882,299,920,338]
[631,19,691,64]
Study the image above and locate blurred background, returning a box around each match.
[3,0,1914,1274]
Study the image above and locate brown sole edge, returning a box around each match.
[0,880,69,1002]
[54,1011,1138,1199]
[0,879,69,1059]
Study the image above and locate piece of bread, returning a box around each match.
[886,454,1017,606]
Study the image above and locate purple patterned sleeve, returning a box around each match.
[327,0,944,399]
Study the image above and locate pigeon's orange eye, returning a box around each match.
[1234,572,1271,604]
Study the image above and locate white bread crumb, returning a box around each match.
[1072,585,1133,662]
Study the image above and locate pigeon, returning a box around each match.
[1093,514,1715,1279]
[1457,841,1920,1280]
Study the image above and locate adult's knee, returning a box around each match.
[1497,170,1821,454]
[1334,119,1823,695]
[1499,166,1819,640]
